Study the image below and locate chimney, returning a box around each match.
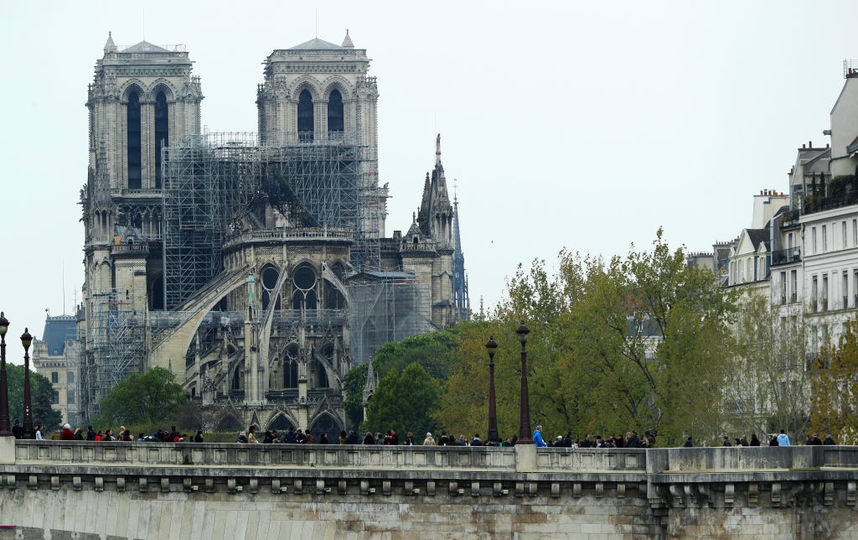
[802,143,806,149]
[809,140,813,148]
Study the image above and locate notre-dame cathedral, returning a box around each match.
[72,31,469,435]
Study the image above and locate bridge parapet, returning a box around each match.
[3,442,858,538]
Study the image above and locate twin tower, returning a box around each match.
[78,32,469,433]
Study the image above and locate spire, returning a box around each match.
[104,31,118,54]
[342,29,354,48]
[435,133,442,167]
[362,361,376,403]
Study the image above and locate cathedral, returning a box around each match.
[66,32,469,434]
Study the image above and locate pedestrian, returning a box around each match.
[769,433,779,446]
[533,425,546,447]
[34,424,44,440]
[194,430,204,442]
[470,433,483,446]
[722,436,731,446]
[339,430,347,444]
[750,433,760,446]
[363,432,375,445]
[60,423,75,440]
[319,433,329,444]
[404,432,415,445]
[11,420,23,439]
[423,432,436,445]
[824,434,836,445]
[777,430,790,447]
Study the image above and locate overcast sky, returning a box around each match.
[2,1,857,356]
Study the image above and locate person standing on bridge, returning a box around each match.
[777,430,791,446]
[533,426,546,447]
[60,423,75,441]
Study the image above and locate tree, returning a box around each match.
[96,367,187,426]
[730,295,811,439]
[810,315,858,444]
[342,327,463,429]
[7,364,62,430]
[343,362,369,428]
[437,230,736,446]
[362,362,441,438]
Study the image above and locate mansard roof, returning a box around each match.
[290,38,344,50]
[122,40,170,53]
[746,228,769,251]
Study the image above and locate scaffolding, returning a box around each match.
[87,291,145,408]
[161,131,381,308]
[347,273,432,366]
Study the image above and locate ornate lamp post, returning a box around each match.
[485,336,499,444]
[516,321,533,444]
[20,328,33,439]
[0,313,10,436]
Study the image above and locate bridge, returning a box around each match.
[1,440,857,538]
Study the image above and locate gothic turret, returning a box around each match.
[417,134,454,247]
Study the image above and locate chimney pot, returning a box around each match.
[802,144,806,149]
[809,140,813,148]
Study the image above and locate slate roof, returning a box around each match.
[746,229,769,250]
[290,38,343,50]
[122,41,170,53]
[42,315,77,356]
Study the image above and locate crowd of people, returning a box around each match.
[53,423,203,443]
[22,420,841,448]
[691,429,837,448]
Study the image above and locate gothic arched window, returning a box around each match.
[328,89,344,134]
[298,89,314,140]
[154,91,168,189]
[126,91,142,189]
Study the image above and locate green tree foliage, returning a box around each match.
[7,364,62,430]
[362,362,441,438]
[437,230,735,446]
[341,327,463,429]
[810,315,858,444]
[96,367,187,426]
[343,362,369,428]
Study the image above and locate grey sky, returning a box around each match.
[2,1,857,356]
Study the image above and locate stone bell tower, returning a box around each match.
[81,33,203,414]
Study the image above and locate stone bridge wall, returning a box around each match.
[0,441,856,538]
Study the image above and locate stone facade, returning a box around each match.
[2,443,858,538]
[77,33,467,435]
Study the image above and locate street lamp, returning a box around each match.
[0,313,10,436]
[516,321,533,444]
[485,336,499,444]
[20,328,33,439]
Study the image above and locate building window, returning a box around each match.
[51,372,58,384]
[327,89,344,133]
[51,391,59,405]
[822,274,829,311]
[844,271,849,309]
[823,225,828,252]
[126,90,142,189]
[780,271,787,304]
[297,89,314,140]
[67,371,74,384]
[843,221,848,249]
[67,391,75,405]
[812,275,818,312]
[812,227,817,254]
[154,90,169,189]
[853,219,857,247]
[790,270,797,303]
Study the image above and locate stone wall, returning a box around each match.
[0,442,857,538]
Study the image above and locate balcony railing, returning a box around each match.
[771,247,801,266]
